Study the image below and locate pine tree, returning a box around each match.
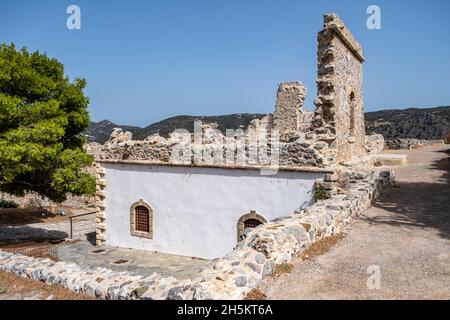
[0,44,95,203]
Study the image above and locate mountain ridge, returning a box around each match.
[85,106,450,144]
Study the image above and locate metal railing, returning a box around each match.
[69,211,96,239]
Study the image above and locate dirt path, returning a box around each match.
[259,146,450,299]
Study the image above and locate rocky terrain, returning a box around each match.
[365,106,450,141]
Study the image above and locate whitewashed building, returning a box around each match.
[97,162,327,259]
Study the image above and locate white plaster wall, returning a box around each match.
[103,163,324,259]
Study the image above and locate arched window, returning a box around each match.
[237,211,267,241]
[244,219,263,229]
[130,199,153,239]
[349,91,356,136]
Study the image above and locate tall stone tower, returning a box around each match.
[314,13,366,162]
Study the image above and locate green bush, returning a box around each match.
[314,184,328,201]
[0,199,19,208]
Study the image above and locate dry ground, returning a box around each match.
[259,146,450,299]
[0,207,91,225]
[0,271,93,300]
[0,207,95,300]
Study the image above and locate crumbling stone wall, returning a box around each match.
[91,125,337,168]
[365,134,385,154]
[273,82,307,133]
[314,13,366,163]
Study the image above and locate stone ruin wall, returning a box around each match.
[314,13,366,163]
[272,82,308,132]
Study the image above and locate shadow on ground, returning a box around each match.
[0,225,68,242]
[361,148,450,240]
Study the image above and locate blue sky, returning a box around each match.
[1,0,450,126]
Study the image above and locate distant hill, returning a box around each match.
[365,106,450,140]
[85,106,450,144]
[84,120,141,144]
[85,114,267,144]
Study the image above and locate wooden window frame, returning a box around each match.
[130,199,153,239]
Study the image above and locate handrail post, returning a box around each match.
[67,211,96,241]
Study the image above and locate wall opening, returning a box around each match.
[349,91,356,136]
[130,199,153,239]
[244,218,263,229]
[237,211,267,241]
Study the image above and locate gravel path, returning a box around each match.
[259,146,450,299]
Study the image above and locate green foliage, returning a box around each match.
[0,43,95,203]
[314,184,328,201]
[0,199,18,208]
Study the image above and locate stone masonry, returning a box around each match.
[314,13,366,163]
[273,82,308,133]
[95,164,107,246]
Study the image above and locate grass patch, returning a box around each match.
[272,262,293,278]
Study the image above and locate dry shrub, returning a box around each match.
[298,233,345,261]
[244,289,267,300]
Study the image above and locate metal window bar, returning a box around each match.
[244,218,262,229]
[135,206,150,233]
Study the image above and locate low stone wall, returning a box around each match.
[0,251,185,300]
[1,192,95,209]
[385,138,445,150]
[0,169,394,300]
[185,170,394,299]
